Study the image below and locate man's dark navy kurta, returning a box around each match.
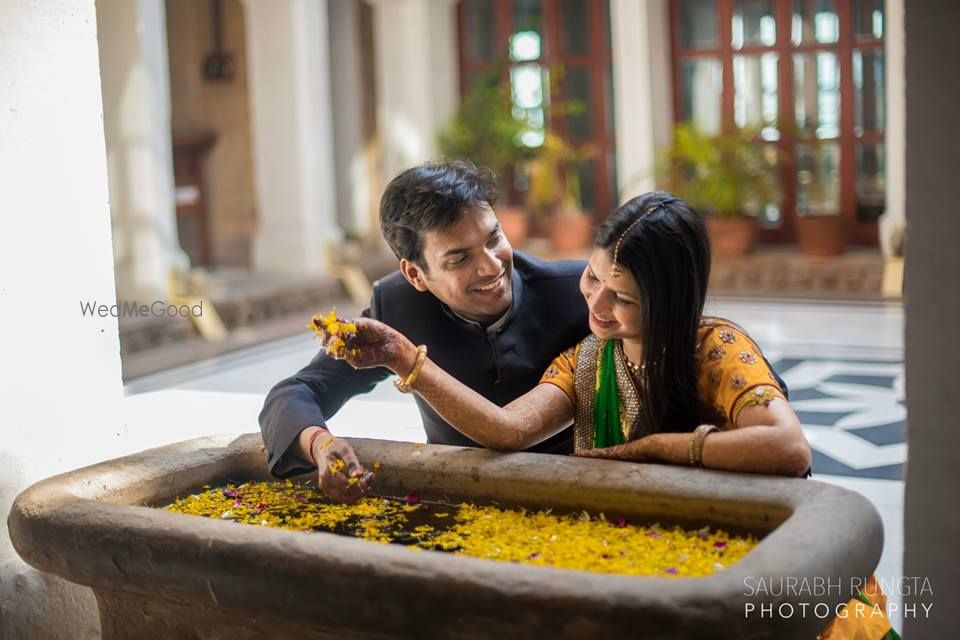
[259,252,590,478]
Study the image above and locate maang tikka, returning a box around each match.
[610,198,678,278]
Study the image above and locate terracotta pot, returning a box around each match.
[705,216,758,258]
[549,210,594,253]
[495,207,529,249]
[796,215,846,257]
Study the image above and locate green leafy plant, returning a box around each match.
[525,132,596,218]
[436,70,535,199]
[793,140,838,218]
[657,123,780,218]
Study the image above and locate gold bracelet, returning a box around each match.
[688,424,719,468]
[394,345,427,393]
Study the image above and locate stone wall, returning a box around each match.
[1,1,123,636]
[902,1,960,636]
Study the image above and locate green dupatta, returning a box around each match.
[592,339,625,448]
[572,336,643,452]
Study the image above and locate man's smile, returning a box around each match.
[470,270,507,294]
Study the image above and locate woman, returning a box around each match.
[336,192,811,477]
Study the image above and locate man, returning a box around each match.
[259,161,590,501]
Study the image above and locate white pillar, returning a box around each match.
[879,0,905,258]
[610,0,673,202]
[97,0,189,299]
[245,0,340,276]
[367,0,460,183]
[329,0,375,239]
[1,1,124,636]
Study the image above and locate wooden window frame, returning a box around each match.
[457,0,616,221]
[669,0,884,245]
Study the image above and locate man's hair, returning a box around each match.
[379,160,499,270]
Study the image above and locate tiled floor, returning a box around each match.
[702,298,906,481]
[125,296,906,633]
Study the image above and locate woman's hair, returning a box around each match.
[594,191,719,435]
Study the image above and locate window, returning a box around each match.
[458,0,617,221]
[671,0,885,245]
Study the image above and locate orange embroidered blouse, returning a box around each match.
[539,317,785,429]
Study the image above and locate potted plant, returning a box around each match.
[658,123,779,258]
[437,72,534,248]
[526,132,596,253]
[794,150,846,257]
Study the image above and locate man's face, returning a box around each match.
[401,203,514,325]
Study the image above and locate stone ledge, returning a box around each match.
[709,249,886,301]
[524,241,888,301]
[9,434,884,639]
[119,250,400,357]
[118,277,347,355]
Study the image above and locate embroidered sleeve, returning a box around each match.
[697,324,786,427]
[540,343,579,405]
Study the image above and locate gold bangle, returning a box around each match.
[688,424,719,468]
[394,345,427,393]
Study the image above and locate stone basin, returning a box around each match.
[8,434,882,639]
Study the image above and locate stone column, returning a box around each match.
[879,0,905,258]
[609,0,673,202]
[1,1,124,636]
[903,3,960,637]
[97,0,190,299]
[244,0,340,276]
[328,0,376,239]
[366,0,460,185]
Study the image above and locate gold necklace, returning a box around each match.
[620,342,645,378]
[615,340,644,440]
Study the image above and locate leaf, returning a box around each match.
[656,122,780,218]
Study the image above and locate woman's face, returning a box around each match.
[579,248,644,341]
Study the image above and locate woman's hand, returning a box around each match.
[324,317,417,374]
[572,437,658,462]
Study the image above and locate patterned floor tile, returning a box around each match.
[811,451,904,481]
[772,354,905,480]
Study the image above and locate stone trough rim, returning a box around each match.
[8,433,884,638]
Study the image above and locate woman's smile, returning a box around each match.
[590,312,618,329]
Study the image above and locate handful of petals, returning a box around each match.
[310,309,358,358]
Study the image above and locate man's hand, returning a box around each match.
[306,428,374,503]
